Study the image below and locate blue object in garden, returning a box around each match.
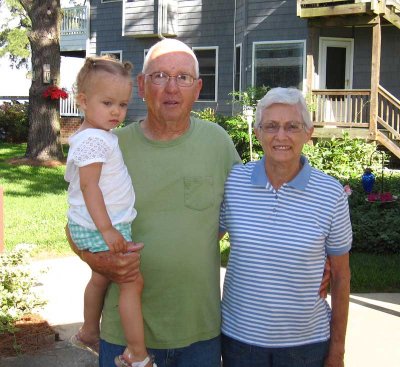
[361,168,375,194]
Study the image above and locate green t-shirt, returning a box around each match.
[100,117,241,349]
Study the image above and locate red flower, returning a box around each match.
[42,86,69,100]
[380,192,394,202]
[367,192,394,202]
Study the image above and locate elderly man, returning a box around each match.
[70,39,241,367]
[219,87,351,367]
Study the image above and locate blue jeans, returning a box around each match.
[99,335,221,367]
[221,334,329,367]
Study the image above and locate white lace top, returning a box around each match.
[65,128,136,230]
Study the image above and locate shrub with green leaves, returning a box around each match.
[0,101,29,143]
[0,244,47,334]
[303,132,385,182]
[192,109,262,163]
[347,174,400,254]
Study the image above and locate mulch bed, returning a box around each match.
[6,157,66,167]
[0,314,58,357]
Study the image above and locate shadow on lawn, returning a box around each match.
[1,162,67,198]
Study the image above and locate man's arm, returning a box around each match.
[66,225,143,284]
[324,253,351,367]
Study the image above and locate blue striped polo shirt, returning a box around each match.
[220,156,352,347]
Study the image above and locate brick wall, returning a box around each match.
[60,116,82,143]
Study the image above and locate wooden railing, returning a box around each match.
[60,91,81,117]
[61,6,88,36]
[310,89,371,127]
[0,95,80,117]
[377,85,400,140]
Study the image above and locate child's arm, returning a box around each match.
[79,162,127,253]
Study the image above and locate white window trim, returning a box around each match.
[252,40,306,93]
[318,37,354,90]
[192,46,219,103]
[235,43,242,95]
[102,0,121,3]
[100,50,123,60]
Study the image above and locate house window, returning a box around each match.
[193,47,218,102]
[100,50,122,61]
[253,41,305,90]
[234,44,242,95]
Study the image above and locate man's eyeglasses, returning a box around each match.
[145,72,196,87]
[258,121,305,134]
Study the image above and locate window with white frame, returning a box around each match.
[100,50,122,61]
[193,47,218,102]
[253,41,305,90]
[234,44,242,97]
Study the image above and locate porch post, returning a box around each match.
[0,187,4,252]
[306,25,318,94]
[369,16,381,139]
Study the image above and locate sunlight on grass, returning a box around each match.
[0,143,71,258]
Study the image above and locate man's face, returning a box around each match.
[138,49,202,125]
[255,103,313,166]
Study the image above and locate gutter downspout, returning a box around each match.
[157,0,165,39]
[232,0,237,116]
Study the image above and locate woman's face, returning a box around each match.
[255,103,313,167]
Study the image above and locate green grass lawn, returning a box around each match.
[0,143,71,257]
[1,143,399,291]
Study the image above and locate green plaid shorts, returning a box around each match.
[68,219,132,253]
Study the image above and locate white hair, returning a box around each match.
[255,87,313,130]
[142,39,199,78]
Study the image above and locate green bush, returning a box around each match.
[302,133,400,254]
[0,244,47,334]
[192,109,262,163]
[347,175,400,254]
[303,132,384,182]
[0,101,29,143]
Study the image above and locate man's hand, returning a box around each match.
[65,225,143,283]
[319,257,331,298]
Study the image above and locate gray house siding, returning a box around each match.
[242,1,308,89]
[381,26,400,97]
[86,0,400,121]
[176,0,235,116]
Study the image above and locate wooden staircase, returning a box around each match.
[375,85,400,157]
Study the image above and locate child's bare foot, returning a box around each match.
[70,329,99,356]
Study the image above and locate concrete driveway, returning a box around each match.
[0,257,399,367]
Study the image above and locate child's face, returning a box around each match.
[78,71,132,131]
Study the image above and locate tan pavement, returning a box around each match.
[0,257,399,366]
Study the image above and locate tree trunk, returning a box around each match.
[22,0,64,161]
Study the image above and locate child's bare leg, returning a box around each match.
[119,274,150,364]
[80,270,110,343]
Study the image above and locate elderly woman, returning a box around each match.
[220,87,351,367]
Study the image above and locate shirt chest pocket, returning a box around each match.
[184,176,214,211]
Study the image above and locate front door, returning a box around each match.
[318,37,354,122]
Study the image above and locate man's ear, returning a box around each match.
[137,73,145,99]
[194,78,203,100]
